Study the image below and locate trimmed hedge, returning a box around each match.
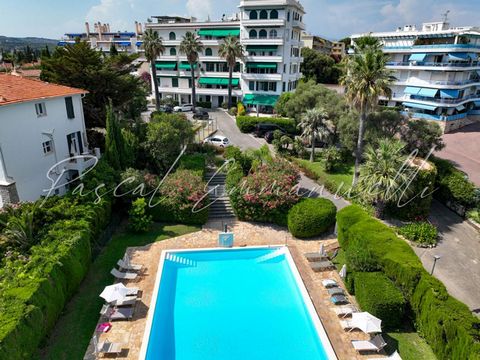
[149,201,208,225]
[337,205,480,360]
[178,153,206,177]
[236,116,297,134]
[354,272,406,330]
[287,198,336,238]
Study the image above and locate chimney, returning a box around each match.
[97,22,102,40]
[85,22,90,36]
[135,21,139,36]
[138,22,143,35]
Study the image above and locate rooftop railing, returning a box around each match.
[387,61,479,67]
[384,44,480,50]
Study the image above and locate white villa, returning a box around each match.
[0,74,96,207]
[144,0,306,110]
[352,21,480,132]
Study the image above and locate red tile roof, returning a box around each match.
[0,73,87,106]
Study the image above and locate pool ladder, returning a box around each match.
[166,253,198,267]
[256,248,286,263]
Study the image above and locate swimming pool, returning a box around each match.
[140,246,337,360]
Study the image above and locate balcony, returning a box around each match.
[292,20,305,30]
[406,93,480,105]
[162,40,181,46]
[395,78,480,88]
[401,111,469,122]
[241,37,284,46]
[387,61,480,69]
[242,73,282,81]
[244,55,283,62]
[384,43,480,53]
[241,19,285,27]
[157,86,243,97]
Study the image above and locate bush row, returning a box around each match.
[0,197,112,360]
[353,272,406,330]
[236,116,297,134]
[337,205,480,360]
[287,198,336,238]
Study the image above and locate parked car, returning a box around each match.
[173,104,193,112]
[254,123,285,137]
[204,135,230,148]
[159,105,173,113]
[193,108,209,120]
[264,129,288,144]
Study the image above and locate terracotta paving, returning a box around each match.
[84,221,388,360]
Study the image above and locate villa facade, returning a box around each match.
[144,0,305,110]
[352,21,480,132]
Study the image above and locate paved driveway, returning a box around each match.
[436,121,480,186]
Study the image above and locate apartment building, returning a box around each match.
[144,0,305,110]
[301,32,333,55]
[352,21,480,132]
[331,41,346,58]
[59,21,143,54]
[0,74,96,207]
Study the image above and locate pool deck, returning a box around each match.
[84,221,388,360]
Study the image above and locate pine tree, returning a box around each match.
[104,102,122,170]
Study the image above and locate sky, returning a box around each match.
[0,0,479,40]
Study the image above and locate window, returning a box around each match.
[270,9,279,19]
[260,10,268,19]
[42,140,53,155]
[65,97,75,119]
[249,81,255,91]
[205,48,213,56]
[172,78,179,87]
[259,29,267,39]
[170,48,177,56]
[169,32,176,40]
[249,29,257,39]
[269,29,277,38]
[249,10,258,20]
[66,132,83,156]
[35,102,47,117]
[287,11,290,21]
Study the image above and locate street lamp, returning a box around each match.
[430,255,441,275]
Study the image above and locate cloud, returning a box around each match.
[185,0,214,21]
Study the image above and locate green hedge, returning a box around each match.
[236,116,297,134]
[287,198,336,238]
[149,201,208,225]
[337,205,480,360]
[354,272,406,330]
[0,198,112,360]
[178,153,206,177]
[197,101,212,109]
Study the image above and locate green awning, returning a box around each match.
[155,61,177,70]
[179,62,197,70]
[246,62,277,69]
[246,45,278,52]
[198,28,240,37]
[199,77,239,86]
[243,94,279,106]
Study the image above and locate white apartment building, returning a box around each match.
[0,74,96,207]
[352,21,480,132]
[59,21,144,54]
[144,0,305,110]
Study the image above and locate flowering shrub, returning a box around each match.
[230,160,300,226]
[398,222,438,247]
[150,169,209,224]
[129,198,152,232]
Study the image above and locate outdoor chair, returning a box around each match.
[117,258,143,272]
[96,340,124,355]
[352,334,387,353]
[340,319,354,330]
[111,295,137,307]
[333,305,358,318]
[110,268,137,280]
[310,260,335,272]
[322,279,338,288]
[331,294,349,305]
[100,304,135,321]
[367,350,402,360]
[328,287,346,296]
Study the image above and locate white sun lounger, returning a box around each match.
[110,268,137,280]
[340,319,354,330]
[96,340,124,354]
[367,350,402,360]
[322,279,338,288]
[100,304,135,321]
[334,305,358,318]
[117,258,143,272]
[352,335,387,353]
[111,295,137,307]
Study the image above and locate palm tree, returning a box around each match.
[143,29,165,111]
[340,41,394,185]
[299,107,331,162]
[218,36,244,109]
[180,32,203,111]
[2,208,36,251]
[357,138,410,219]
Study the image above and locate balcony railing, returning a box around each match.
[396,78,480,86]
[384,44,480,50]
[409,93,480,104]
[401,111,468,121]
[387,61,480,68]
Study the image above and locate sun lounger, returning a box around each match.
[111,295,137,307]
[111,268,137,280]
[126,287,139,296]
[96,340,124,354]
[334,305,358,318]
[311,260,335,272]
[328,287,346,296]
[305,252,328,262]
[340,319,354,330]
[352,334,387,353]
[117,258,143,272]
[331,294,349,305]
[367,350,402,360]
[100,304,135,321]
[322,279,338,288]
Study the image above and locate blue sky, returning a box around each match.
[0,0,479,40]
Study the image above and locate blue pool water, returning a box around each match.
[145,247,331,360]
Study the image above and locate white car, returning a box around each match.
[173,104,193,112]
[204,135,230,148]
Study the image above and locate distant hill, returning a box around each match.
[0,36,59,52]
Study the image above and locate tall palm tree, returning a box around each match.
[143,29,165,111]
[357,138,410,219]
[340,41,394,185]
[180,32,203,111]
[298,107,331,162]
[218,36,244,109]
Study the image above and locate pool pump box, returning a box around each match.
[218,232,234,247]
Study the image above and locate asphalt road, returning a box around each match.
[211,108,480,314]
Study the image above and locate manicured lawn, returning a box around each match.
[37,223,200,360]
[294,157,354,194]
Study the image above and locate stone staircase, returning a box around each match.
[204,169,236,219]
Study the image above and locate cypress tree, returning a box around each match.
[104,102,122,170]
